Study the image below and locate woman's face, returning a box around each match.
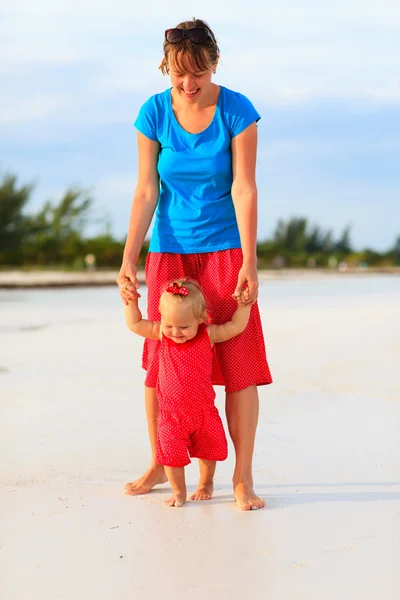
[169,54,215,103]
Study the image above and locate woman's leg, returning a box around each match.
[124,386,167,495]
[225,385,265,510]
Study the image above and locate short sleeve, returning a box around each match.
[134,96,158,141]
[223,90,261,138]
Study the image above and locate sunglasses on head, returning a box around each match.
[165,27,211,44]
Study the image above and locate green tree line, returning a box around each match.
[0,173,399,269]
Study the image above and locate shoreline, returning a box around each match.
[0,267,399,289]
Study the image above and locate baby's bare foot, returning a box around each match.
[190,483,214,501]
[165,491,186,507]
[234,482,265,511]
[124,465,167,496]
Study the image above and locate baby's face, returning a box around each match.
[160,301,201,344]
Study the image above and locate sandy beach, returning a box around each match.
[1,275,399,599]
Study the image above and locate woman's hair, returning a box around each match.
[159,18,219,75]
[159,278,208,323]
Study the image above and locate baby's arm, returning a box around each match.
[208,303,252,344]
[124,297,160,340]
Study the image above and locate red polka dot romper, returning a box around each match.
[156,324,228,468]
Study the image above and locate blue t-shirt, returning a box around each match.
[134,86,260,254]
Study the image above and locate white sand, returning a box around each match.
[1,277,399,599]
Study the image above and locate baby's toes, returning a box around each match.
[165,493,186,507]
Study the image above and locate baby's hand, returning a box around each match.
[121,277,140,304]
[236,285,251,305]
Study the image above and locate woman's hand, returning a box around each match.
[116,262,141,306]
[232,262,259,305]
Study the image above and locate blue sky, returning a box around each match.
[1,0,399,250]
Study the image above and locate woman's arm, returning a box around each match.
[231,122,259,304]
[117,132,160,305]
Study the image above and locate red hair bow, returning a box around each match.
[166,282,188,296]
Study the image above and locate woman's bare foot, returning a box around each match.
[234,482,265,511]
[189,483,214,501]
[165,491,186,507]
[124,465,167,496]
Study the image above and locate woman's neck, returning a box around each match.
[172,83,219,112]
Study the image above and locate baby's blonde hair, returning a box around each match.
[159,278,208,323]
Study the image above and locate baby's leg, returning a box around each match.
[190,460,216,501]
[164,467,187,507]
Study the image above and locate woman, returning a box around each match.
[117,18,272,510]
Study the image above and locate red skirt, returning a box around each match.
[143,249,273,393]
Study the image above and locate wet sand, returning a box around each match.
[0,278,399,599]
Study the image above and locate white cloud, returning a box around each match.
[0,0,399,117]
[257,137,400,173]
[93,55,165,95]
[258,140,305,160]
[259,86,400,107]
[0,93,71,124]
[1,0,399,251]
[95,174,136,198]
[1,1,399,76]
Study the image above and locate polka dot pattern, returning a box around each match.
[143,249,273,392]
[156,325,228,467]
